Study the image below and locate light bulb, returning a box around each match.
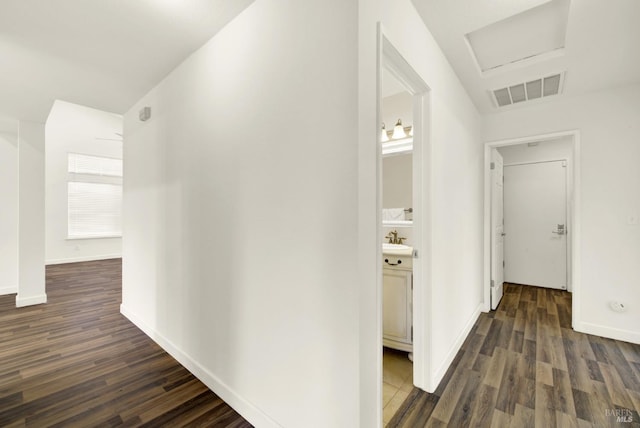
[381,123,389,142]
[392,119,406,139]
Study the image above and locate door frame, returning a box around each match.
[483,130,581,329]
[378,32,433,394]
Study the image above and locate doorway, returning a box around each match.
[484,131,581,323]
[380,71,414,423]
[378,34,432,423]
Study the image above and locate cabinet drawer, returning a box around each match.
[383,254,412,270]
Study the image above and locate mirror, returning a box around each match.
[382,69,413,225]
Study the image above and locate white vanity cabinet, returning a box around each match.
[382,254,412,352]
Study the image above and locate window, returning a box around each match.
[67,153,123,239]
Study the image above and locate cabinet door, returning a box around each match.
[383,270,412,344]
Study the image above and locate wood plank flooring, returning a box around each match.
[388,283,640,428]
[0,259,252,427]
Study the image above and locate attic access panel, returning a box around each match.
[466,0,570,73]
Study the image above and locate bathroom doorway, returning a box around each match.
[378,35,432,424]
[380,72,414,423]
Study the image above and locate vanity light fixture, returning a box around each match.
[381,118,413,155]
[380,119,413,155]
[380,119,413,142]
[382,139,413,155]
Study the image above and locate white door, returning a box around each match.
[504,161,567,289]
[490,149,505,310]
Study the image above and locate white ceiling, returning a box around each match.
[412,0,640,114]
[0,0,254,122]
[2,1,637,121]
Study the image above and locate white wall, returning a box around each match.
[17,121,47,306]
[0,117,47,305]
[122,1,359,427]
[356,2,385,424]
[383,153,412,209]
[45,101,122,264]
[484,84,640,344]
[0,117,19,295]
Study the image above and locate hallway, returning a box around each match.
[388,284,640,427]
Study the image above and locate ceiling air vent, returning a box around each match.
[492,72,565,107]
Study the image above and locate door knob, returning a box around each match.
[552,224,566,235]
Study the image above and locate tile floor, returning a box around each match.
[382,347,413,425]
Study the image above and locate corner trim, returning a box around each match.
[16,293,47,307]
[431,303,483,388]
[46,254,122,265]
[574,321,640,345]
[119,304,281,428]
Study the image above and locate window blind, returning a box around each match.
[68,152,123,177]
[67,153,123,239]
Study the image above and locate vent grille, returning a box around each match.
[493,73,564,107]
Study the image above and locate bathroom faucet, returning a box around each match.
[386,231,397,244]
[385,230,406,244]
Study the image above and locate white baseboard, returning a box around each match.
[574,321,640,345]
[46,254,122,265]
[431,303,483,389]
[119,304,280,428]
[0,285,17,296]
[16,293,47,307]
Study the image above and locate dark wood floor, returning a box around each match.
[388,283,640,428]
[0,259,251,427]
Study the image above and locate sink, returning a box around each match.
[382,243,413,256]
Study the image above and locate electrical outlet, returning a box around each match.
[609,301,627,313]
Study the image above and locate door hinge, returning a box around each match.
[503,260,505,268]
[490,162,495,170]
[491,279,495,288]
[411,326,413,341]
[413,249,418,258]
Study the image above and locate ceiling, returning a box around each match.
[2,1,637,121]
[0,0,254,122]
[412,0,640,114]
